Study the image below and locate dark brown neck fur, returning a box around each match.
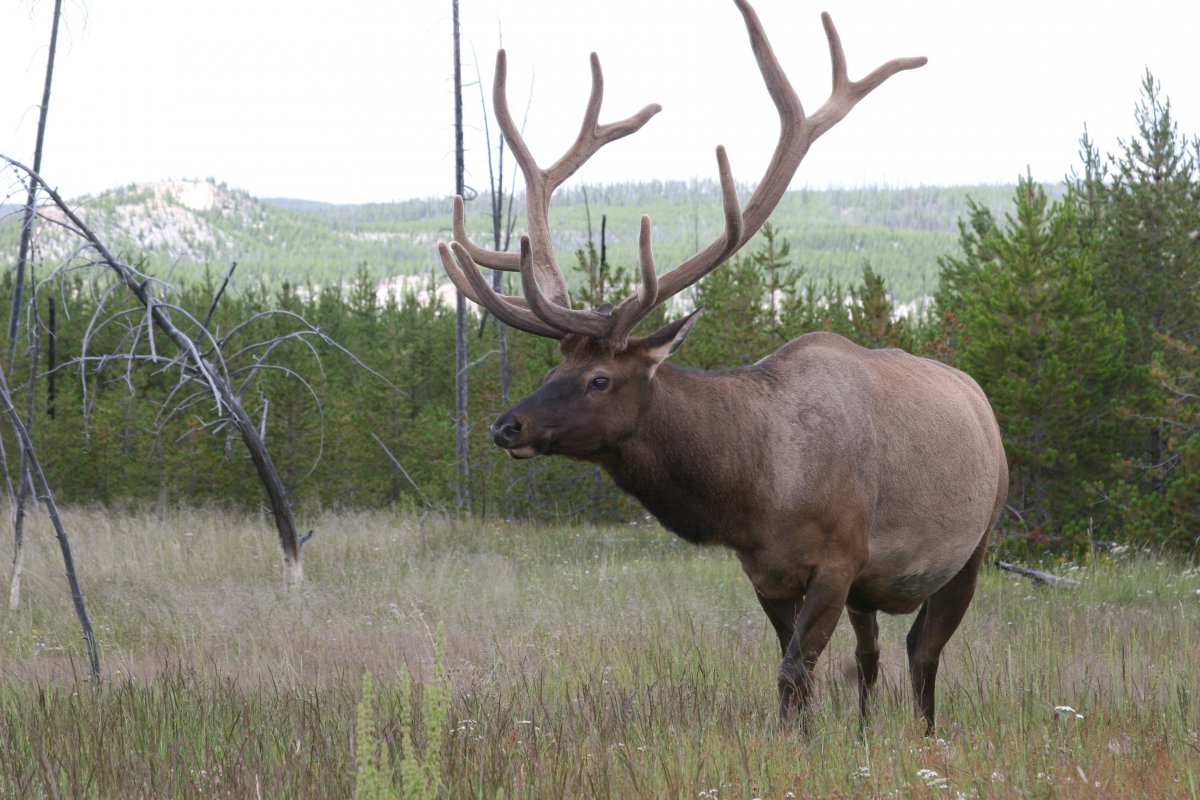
[591,362,774,544]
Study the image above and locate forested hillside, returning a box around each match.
[1,180,1020,305]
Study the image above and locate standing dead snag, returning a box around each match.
[5,284,42,612]
[8,0,64,354]
[451,0,471,514]
[6,0,64,613]
[3,155,389,589]
[442,1,1007,734]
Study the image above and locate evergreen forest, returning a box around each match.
[2,73,1197,558]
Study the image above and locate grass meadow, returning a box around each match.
[1,506,1198,798]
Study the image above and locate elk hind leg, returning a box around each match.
[905,535,987,734]
[847,606,880,728]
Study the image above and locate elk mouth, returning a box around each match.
[504,444,539,460]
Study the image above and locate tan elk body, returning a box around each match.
[439,0,1007,732]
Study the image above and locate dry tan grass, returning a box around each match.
[2,506,1198,798]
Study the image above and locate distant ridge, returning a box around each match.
[263,197,335,212]
[1,178,1025,304]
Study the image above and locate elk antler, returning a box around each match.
[440,0,926,348]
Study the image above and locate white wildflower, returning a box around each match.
[1054,704,1085,720]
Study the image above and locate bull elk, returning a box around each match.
[438,0,1007,733]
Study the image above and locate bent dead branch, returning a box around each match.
[0,364,100,682]
[2,154,394,589]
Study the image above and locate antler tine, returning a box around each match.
[518,236,614,339]
[443,45,665,340]
[636,215,659,309]
[546,53,663,187]
[805,12,928,144]
[494,46,662,333]
[606,146,743,344]
[439,242,564,339]
[490,49,572,308]
[491,50,538,191]
[602,215,660,346]
[601,1,924,342]
[730,5,924,235]
[440,240,507,308]
[441,0,924,346]
[452,196,520,272]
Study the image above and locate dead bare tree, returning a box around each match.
[452,0,471,513]
[0,347,100,683]
[8,0,63,354]
[1,425,21,610]
[3,155,392,589]
[6,0,64,614]
[5,284,43,611]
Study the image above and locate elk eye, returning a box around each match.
[588,375,610,391]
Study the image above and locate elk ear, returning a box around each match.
[642,308,702,373]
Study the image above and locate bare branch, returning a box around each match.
[201,261,238,332]
[371,433,430,505]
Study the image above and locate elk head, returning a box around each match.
[490,311,701,460]
[438,0,926,457]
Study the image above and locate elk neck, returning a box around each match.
[591,360,781,545]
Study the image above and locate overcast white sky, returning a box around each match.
[2,0,1197,205]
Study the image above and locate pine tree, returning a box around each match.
[1086,72,1200,360]
[746,222,798,350]
[685,253,768,369]
[945,176,1129,543]
[848,264,913,351]
[1068,71,1200,548]
[782,276,853,341]
[927,197,1001,365]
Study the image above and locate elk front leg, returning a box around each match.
[777,569,853,724]
[756,592,796,656]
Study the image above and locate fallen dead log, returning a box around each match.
[995,560,1078,587]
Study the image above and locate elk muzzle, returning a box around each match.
[489,412,539,459]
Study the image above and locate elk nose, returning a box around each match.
[490,415,523,448]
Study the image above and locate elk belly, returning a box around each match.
[848,563,963,615]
